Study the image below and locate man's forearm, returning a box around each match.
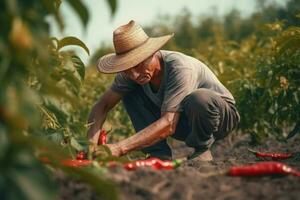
[116,117,173,155]
[87,89,121,148]
[87,103,108,144]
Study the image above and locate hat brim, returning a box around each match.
[97,34,174,74]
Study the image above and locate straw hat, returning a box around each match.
[97,20,174,74]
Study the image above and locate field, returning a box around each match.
[56,134,300,200]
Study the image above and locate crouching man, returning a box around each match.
[87,20,240,161]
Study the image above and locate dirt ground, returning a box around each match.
[56,133,300,200]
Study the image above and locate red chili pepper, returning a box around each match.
[39,156,92,167]
[228,161,300,177]
[61,159,92,167]
[76,151,87,160]
[248,148,293,160]
[123,157,182,171]
[98,129,107,145]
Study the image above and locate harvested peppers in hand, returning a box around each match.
[248,148,293,160]
[123,157,183,171]
[41,129,184,170]
[228,161,300,177]
[44,129,109,167]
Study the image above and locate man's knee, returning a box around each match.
[182,88,220,115]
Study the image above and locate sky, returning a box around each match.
[47,0,286,64]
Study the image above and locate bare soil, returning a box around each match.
[56,133,300,200]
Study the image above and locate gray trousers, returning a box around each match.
[122,87,240,159]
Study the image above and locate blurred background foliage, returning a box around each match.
[0,0,118,200]
[0,0,300,199]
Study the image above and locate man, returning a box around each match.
[87,20,240,161]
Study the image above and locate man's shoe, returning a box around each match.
[187,149,213,161]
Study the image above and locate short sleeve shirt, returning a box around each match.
[110,50,235,113]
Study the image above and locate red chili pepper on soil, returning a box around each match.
[98,129,107,145]
[228,161,300,177]
[123,157,183,171]
[248,148,293,160]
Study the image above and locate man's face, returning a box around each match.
[122,54,157,85]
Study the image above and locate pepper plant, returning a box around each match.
[0,0,119,199]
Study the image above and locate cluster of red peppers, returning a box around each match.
[40,129,300,177]
[123,157,182,170]
[53,129,110,167]
[40,129,182,170]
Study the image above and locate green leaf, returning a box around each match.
[74,136,89,150]
[293,92,299,104]
[287,122,300,139]
[39,75,77,106]
[46,132,64,144]
[8,150,57,200]
[70,137,84,151]
[71,55,85,80]
[69,121,87,136]
[277,37,300,56]
[29,136,70,159]
[0,127,9,160]
[42,0,64,30]
[57,36,90,55]
[9,167,57,200]
[60,68,82,95]
[66,0,89,27]
[54,0,62,9]
[43,99,69,125]
[106,0,118,16]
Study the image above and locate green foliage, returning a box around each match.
[55,36,90,55]
[1,0,119,199]
[106,0,118,16]
[0,132,57,200]
[66,0,89,27]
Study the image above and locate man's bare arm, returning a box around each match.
[87,88,122,144]
[109,112,180,156]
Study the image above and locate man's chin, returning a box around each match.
[138,81,149,85]
[137,78,150,85]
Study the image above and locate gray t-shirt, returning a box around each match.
[110,50,235,113]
